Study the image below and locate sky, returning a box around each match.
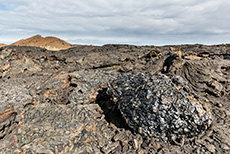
[0,0,230,45]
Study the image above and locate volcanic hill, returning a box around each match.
[11,34,72,50]
[0,43,7,47]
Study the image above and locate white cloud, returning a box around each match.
[0,0,230,45]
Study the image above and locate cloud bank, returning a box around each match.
[0,0,230,45]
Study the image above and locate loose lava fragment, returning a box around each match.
[106,73,213,142]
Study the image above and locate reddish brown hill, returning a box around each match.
[0,43,7,47]
[11,35,72,50]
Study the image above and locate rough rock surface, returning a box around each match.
[106,73,212,142]
[0,44,230,153]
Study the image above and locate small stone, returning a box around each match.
[102,141,121,153]
[205,144,216,153]
[222,145,230,151]
[134,139,139,150]
[137,149,145,154]
[216,103,223,108]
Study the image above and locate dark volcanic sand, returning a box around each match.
[0,44,229,153]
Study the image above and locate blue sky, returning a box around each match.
[0,3,6,10]
[0,0,230,45]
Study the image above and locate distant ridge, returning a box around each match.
[11,35,73,50]
[0,43,7,47]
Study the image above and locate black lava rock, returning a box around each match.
[107,73,212,142]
